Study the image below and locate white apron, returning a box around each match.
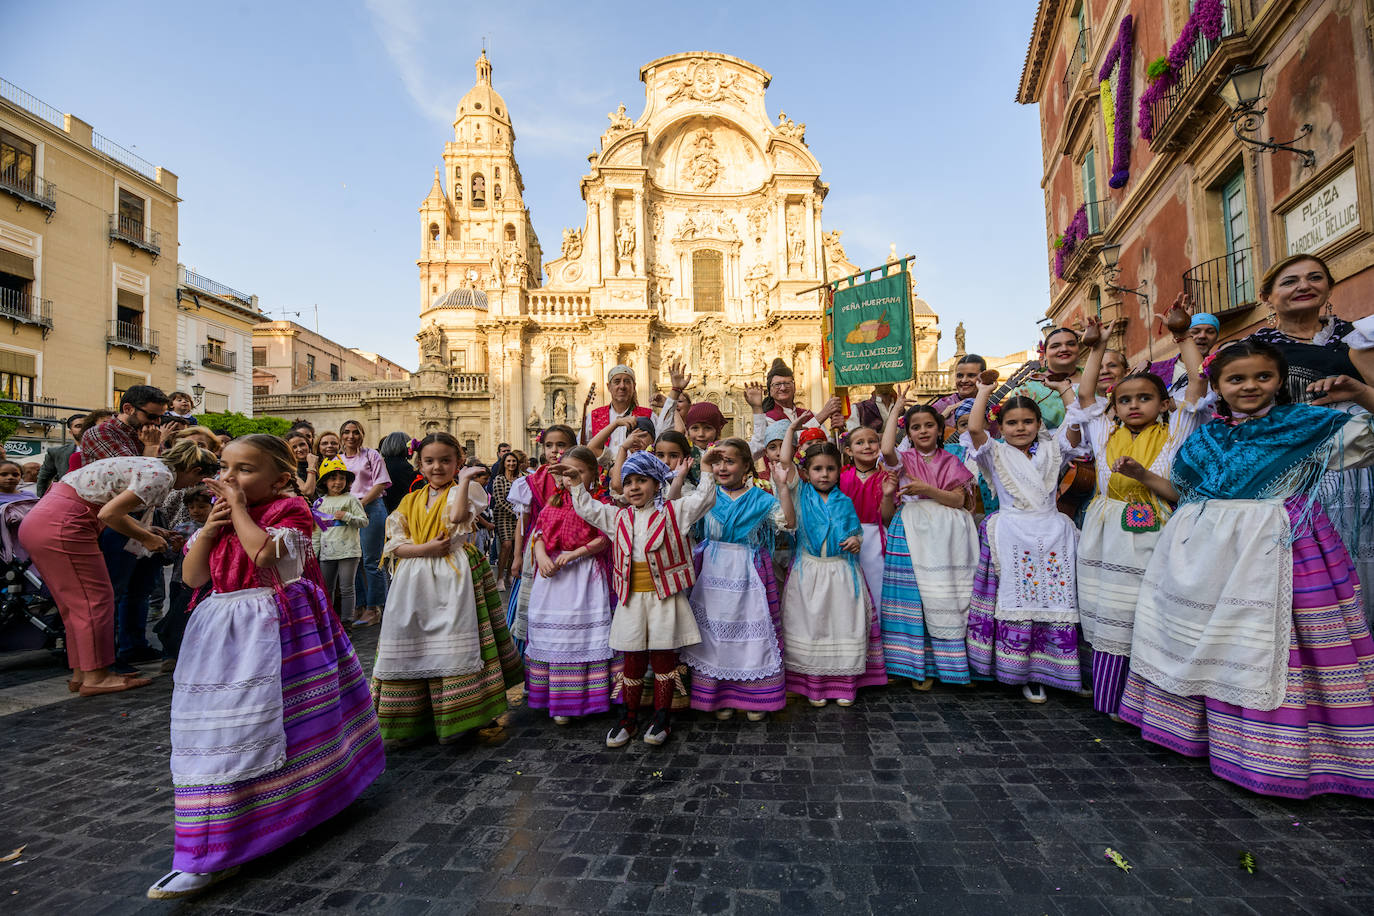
[1076,495,1160,657]
[1131,499,1293,711]
[782,554,868,676]
[680,542,781,680]
[900,499,978,639]
[858,522,885,612]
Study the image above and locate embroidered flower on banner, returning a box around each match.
[1097,15,1134,188]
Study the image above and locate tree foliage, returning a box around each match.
[0,401,22,443]
[195,411,292,438]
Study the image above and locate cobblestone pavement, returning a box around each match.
[2,626,1373,915]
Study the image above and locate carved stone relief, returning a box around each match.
[681,129,722,191]
[663,58,749,107]
[561,227,583,260]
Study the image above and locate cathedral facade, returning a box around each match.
[259,51,943,456]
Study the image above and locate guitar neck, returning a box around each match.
[987,361,1042,409]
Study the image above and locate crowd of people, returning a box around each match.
[8,252,1374,900]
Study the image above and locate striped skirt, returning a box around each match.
[689,548,786,712]
[172,581,385,873]
[1120,501,1374,799]
[966,518,1081,691]
[372,545,523,743]
[880,508,970,684]
[524,658,613,717]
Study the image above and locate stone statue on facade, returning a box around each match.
[788,222,805,268]
[822,229,847,265]
[607,103,634,131]
[561,227,583,260]
[682,129,721,191]
[616,219,636,275]
[775,111,807,143]
[417,321,445,366]
[553,389,569,424]
[955,321,966,356]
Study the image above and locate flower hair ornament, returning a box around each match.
[1200,351,1221,380]
[989,401,1007,422]
[407,437,421,457]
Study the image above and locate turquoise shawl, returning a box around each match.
[795,483,862,558]
[1172,403,1350,504]
[702,485,777,551]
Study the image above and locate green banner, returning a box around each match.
[829,269,913,387]
[3,438,43,458]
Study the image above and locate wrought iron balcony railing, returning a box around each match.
[0,289,53,332]
[1148,0,1254,150]
[109,213,161,259]
[183,268,253,306]
[1063,28,1091,100]
[199,345,237,372]
[106,320,159,356]
[0,167,56,215]
[1183,247,1256,318]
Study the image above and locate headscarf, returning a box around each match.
[622,450,674,486]
[684,401,725,431]
[953,398,976,421]
[754,418,793,459]
[607,364,635,384]
[1190,314,1220,331]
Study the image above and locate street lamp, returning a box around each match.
[190,382,205,410]
[1216,64,1317,169]
[1100,242,1148,304]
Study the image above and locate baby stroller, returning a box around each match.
[0,494,64,655]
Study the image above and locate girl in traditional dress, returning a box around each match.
[562,450,716,747]
[680,438,786,722]
[146,435,384,900]
[1060,305,1205,717]
[372,433,521,748]
[878,393,978,689]
[506,424,576,650]
[524,446,614,725]
[964,376,1083,704]
[838,423,890,612]
[1121,340,1374,799]
[776,440,886,707]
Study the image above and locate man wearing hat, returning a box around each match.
[745,358,832,456]
[583,363,685,464]
[1148,313,1220,396]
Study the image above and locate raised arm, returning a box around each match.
[1167,295,1207,406]
[779,410,807,467]
[772,460,797,529]
[1077,318,1107,409]
[967,371,997,450]
[880,386,910,467]
[587,415,633,459]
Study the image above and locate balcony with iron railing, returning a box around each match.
[183,268,254,307]
[0,165,56,216]
[1183,247,1256,318]
[1062,27,1091,100]
[1147,0,1255,152]
[1059,198,1116,282]
[106,320,159,356]
[0,289,53,334]
[109,213,161,259]
[199,344,237,372]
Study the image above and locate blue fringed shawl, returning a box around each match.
[794,483,862,557]
[1171,403,1350,504]
[702,485,777,553]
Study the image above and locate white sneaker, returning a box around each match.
[745,711,766,722]
[808,698,828,707]
[714,708,734,721]
[835,698,854,707]
[1021,684,1048,704]
[146,867,239,899]
[553,716,571,726]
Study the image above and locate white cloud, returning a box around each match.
[363,0,460,123]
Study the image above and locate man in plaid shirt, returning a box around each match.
[80,386,174,675]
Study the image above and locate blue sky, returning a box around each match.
[8,0,1049,371]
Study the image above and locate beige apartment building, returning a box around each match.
[252,320,409,398]
[176,264,262,415]
[0,77,179,452]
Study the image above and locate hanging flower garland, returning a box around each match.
[1054,204,1090,279]
[1138,0,1226,141]
[1097,15,1134,188]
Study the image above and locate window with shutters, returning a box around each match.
[330,362,340,381]
[112,371,144,407]
[0,349,35,402]
[0,130,35,194]
[116,288,143,328]
[0,248,34,318]
[204,391,229,413]
[252,347,267,367]
[547,348,568,376]
[306,353,316,381]
[253,385,270,397]
[117,189,146,241]
[692,249,724,312]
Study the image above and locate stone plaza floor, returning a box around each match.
[1,626,1372,915]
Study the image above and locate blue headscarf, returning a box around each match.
[1190,313,1221,331]
[622,450,674,487]
[953,398,977,421]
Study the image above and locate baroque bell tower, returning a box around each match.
[417,51,542,377]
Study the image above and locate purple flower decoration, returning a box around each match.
[1054,205,1090,279]
[1097,16,1135,188]
[1138,0,1225,142]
